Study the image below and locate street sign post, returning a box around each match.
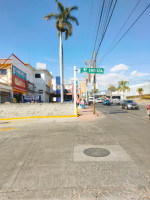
[80,67,104,74]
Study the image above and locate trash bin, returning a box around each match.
[81,104,84,108]
[81,101,84,109]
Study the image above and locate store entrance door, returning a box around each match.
[14,93,22,103]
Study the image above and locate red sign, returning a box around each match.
[12,74,27,92]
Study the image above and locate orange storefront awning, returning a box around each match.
[13,88,27,95]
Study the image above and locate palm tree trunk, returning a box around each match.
[59,31,64,103]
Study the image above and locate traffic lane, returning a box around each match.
[95,103,150,170]
[96,103,148,120]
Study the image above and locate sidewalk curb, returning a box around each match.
[0,115,77,121]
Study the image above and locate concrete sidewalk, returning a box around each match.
[77,106,103,122]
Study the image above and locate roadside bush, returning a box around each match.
[141,95,150,99]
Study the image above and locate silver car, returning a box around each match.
[122,100,139,110]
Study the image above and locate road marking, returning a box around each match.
[0,128,17,131]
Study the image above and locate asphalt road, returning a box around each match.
[0,103,150,200]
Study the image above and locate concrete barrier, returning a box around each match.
[0,103,75,119]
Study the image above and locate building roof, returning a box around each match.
[0,58,12,64]
[35,69,53,78]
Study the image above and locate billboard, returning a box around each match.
[12,65,27,93]
[80,81,86,94]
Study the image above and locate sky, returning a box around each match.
[0,0,150,90]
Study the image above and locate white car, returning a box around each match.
[88,97,93,105]
[113,98,120,105]
[96,98,102,103]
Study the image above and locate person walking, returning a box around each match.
[147,104,150,119]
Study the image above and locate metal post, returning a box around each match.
[93,51,96,114]
[74,66,77,115]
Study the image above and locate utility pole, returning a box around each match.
[93,51,96,114]
[84,60,92,104]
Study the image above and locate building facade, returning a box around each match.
[125,81,150,98]
[0,58,13,103]
[34,69,53,102]
[0,54,53,103]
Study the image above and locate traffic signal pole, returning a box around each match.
[93,51,96,115]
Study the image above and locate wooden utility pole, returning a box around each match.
[84,60,92,104]
[93,51,96,114]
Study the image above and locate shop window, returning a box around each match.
[35,73,41,78]
[38,90,43,94]
[0,69,7,75]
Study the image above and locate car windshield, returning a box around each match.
[126,100,134,103]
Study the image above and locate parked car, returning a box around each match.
[88,97,93,105]
[121,100,139,110]
[96,98,102,103]
[103,99,111,105]
[64,99,72,103]
[113,98,120,105]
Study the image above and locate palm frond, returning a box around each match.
[126,86,130,92]
[68,16,79,25]
[44,13,57,20]
[64,21,72,40]
[55,21,60,31]
[65,29,69,40]
[70,6,78,11]
[56,0,64,13]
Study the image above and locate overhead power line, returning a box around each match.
[103,0,142,58]
[96,0,118,56]
[101,2,150,61]
[92,0,106,60]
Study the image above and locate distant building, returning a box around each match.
[125,81,150,98]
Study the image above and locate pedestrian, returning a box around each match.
[147,104,150,119]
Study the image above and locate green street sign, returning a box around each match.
[80,67,104,74]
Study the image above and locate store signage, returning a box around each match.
[12,65,27,92]
[12,65,27,80]
[23,95,41,103]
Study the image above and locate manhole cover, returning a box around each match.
[83,148,110,157]
[0,122,10,124]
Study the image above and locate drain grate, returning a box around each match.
[0,122,10,124]
[83,148,110,157]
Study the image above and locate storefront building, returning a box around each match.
[11,54,27,102]
[0,54,54,103]
[0,58,13,103]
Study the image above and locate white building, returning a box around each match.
[34,69,53,102]
[125,81,150,97]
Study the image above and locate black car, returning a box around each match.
[121,100,139,110]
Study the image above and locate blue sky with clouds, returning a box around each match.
[0,0,150,89]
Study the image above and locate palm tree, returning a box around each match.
[137,88,144,99]
[117,81,130,99]
[44,0,79,103]
[107,85,116,100]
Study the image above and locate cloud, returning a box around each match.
[130,70,149,77]
[44,57,58,62]
[110,64,129,72]
[96,73,129,89]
